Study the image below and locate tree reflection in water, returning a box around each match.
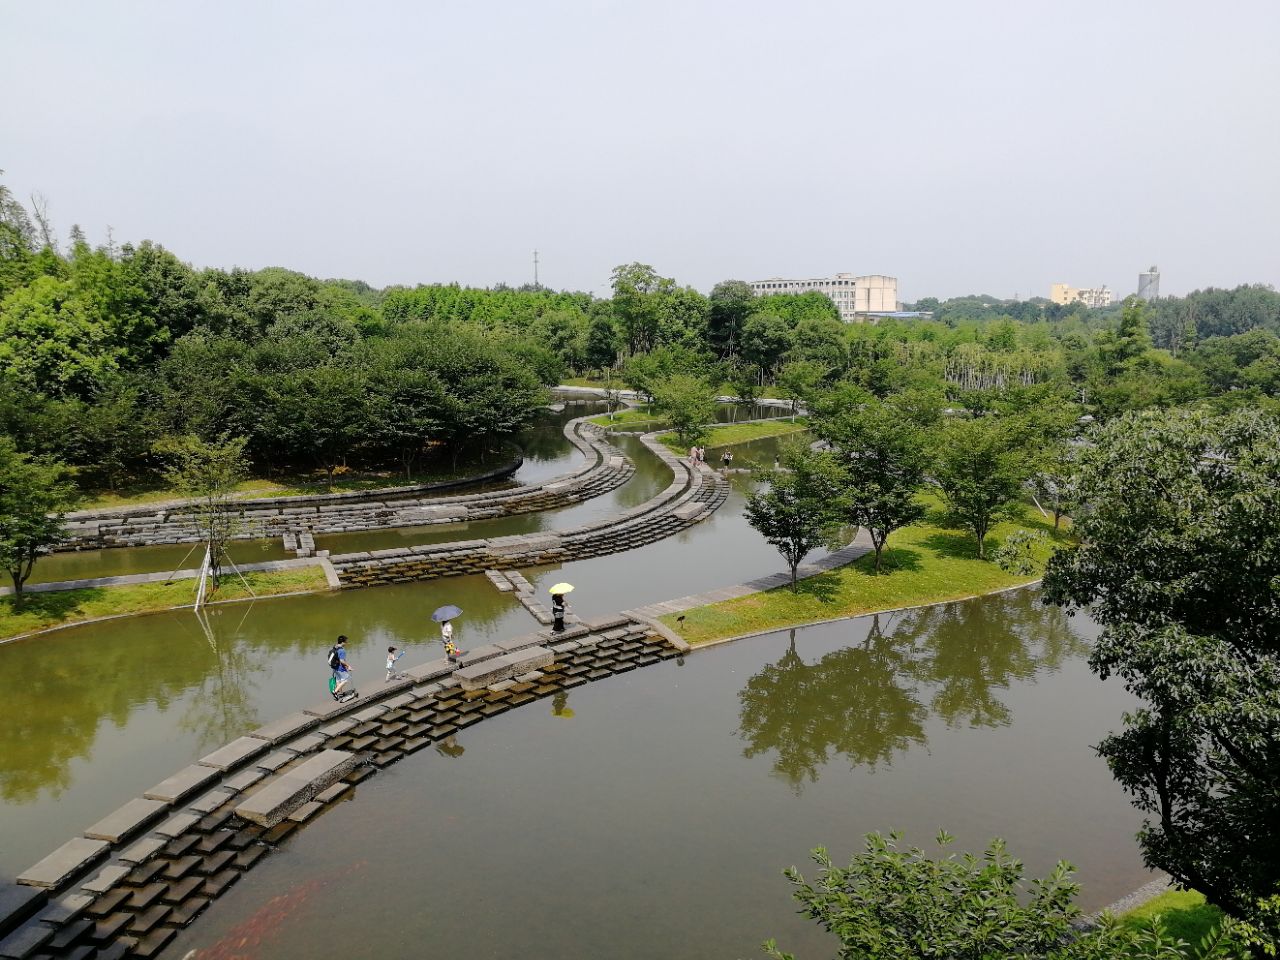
[736,591,1088,791]
[178,610,261,752]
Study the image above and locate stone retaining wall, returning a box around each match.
[0,616,683,960]
[56,420,630,552]
[328,429,729,589]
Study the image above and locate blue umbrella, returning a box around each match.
[431,604,463,623]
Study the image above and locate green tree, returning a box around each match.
[764,831,1245,960]
[1043,408,1280,943]
[931,417,1030,559]
[708,279,757,359]
[650,373,716,448]
[817,400,929,572]
[0,439,76,606]
[156,434,247,590]
[776,359,826,419]
[741,312,794,381]
[744,451,841,591]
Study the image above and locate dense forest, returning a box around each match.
[3,175,1280,498]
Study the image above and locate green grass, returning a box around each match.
[658,419,810,452]
[0,566,329,640]
[560,376,610,388]
[587,405,666,428]
[663,500,1072,646]
[1117,890,1226,946]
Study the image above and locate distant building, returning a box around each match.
[749,273,898,321]
[1050,282,1113,309]
[1138,266,1160,301]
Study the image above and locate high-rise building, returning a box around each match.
[1050,282,1113,309]
[749,273,898,321]
[1138,266,1160,301]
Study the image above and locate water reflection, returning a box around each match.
[736,592,1088,791]
[177,611,261,753]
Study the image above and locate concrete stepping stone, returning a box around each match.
[234,750,359,827]
[0,886,46,939]
[197,737,270,771]
[17,837,109,889]
[0,921,54,959]
[84,798,168,843]
[248,711,319,744]
[457,647,554,691]
[144,765,221,804]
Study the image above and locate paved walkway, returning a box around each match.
[0,557,338,598]
[622,532,874,621]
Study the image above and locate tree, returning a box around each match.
[707,280,756,359]
[650,373,716,448]
[744,451,841,591]
[818,400,929,572]
[741,312,794,382]
[0,439,76,606]
[776,359,826,419]
[156,434,247,590]
[931,417,1030,559]
[611,262,668,354]
[1043,408,1280,942]
[764,831,1245,960]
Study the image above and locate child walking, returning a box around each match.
[385,645,405,682]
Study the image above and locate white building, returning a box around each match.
[749,273,898,322]
[1050,282,1113,309]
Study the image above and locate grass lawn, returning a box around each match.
[1118,889,1226,946]
[587,405,666,429]
[663,500,1073,646]
[658,419,810,452]
[0,565,329,641]
[80,459,513,511]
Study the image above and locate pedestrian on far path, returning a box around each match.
[689,445,698,465]
[696,445,706,464]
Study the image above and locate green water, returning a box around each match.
[162,590,1146,960]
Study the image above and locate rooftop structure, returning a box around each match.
[749,273,898,321]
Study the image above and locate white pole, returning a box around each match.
[194,547,211,611]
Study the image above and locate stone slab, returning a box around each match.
[282,734,326,755]
[248,711,319,744]
[197,737,270,771]
[0,886,46,939]
[81,865,130,894]
[118,836,167,866]
[17,837,109,889]
[0,922,53,959]
[223,768,266,793]
[84,798,168,843]
[34,892,91,927]
[234,750,360,827]
[153,812,199,838]
[584,613,633,632]
[673,502,707,521]
[494,632,547,653]
[457,647,554,691]
[143,764,221,804]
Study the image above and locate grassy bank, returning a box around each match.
[1117,889,1224,945]
[587,406,666,429]
[658,419,809,452]
[662,501,1071,646]
[0,566,328,640]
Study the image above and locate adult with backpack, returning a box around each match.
[328,635,355,700]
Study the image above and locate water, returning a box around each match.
[161,590,1146,960]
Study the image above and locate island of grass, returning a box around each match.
[1117,889,1225,945]
[587,405,668,429]
[658,418,809,451]
[0,565,329,641]
[663,501,1072,646]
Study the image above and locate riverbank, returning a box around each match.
[0,565,329,641]
[662,503,1071,646]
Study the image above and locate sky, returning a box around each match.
[2,0,1278,302]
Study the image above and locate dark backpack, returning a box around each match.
[328,646,342,670]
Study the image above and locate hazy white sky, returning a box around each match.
[3,0,1278,301]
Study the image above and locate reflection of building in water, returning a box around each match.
[1137,265,1160,301]
[1050,282,1113,308]
[750,273,899,321]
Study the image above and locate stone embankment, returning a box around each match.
[329,429,728,588]
[56,418,629,552]
[0,616,683,960]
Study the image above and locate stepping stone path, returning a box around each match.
[56,417,630,552]
[1,615,685,960]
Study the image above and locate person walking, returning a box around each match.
[328,635,353,698]
[551,592,566,633]
[385,645,405,682]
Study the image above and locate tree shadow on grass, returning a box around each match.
[916,530,984,561]
[794,572,843,604]
[867,546,925,574]
[1,588,105,635]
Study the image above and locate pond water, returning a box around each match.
[0,401,1151,957]
[162,589,1146,960]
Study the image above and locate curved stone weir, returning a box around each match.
[0,617,685,960]
[56,418,632,552]
[328,429,730,588]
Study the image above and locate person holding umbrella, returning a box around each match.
[432,604,465,662]
[549,582,573,632]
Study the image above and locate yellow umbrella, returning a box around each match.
[548,582,574,595]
